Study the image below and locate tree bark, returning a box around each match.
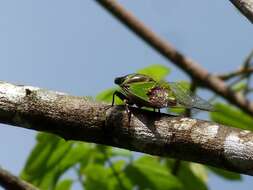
[229,0,253,23]
[0,167,38,190]
[0,81,253,176]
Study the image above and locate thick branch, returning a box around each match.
[0,167,38,190]
[229,0,253,23]
[1,81,253,176]
[95,0,253,116]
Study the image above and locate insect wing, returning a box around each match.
[126,81,156,102]
[168,82,214,111]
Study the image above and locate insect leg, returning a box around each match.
[112,91,127,106]
[112,91,132,125]
[124,100,132,125]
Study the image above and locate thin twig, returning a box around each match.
[243,49,253,68]
[217,67,253,80]
[215,50,253,96]
[242,50,253,95]
[0,166,38,190]
[95,0,253,116]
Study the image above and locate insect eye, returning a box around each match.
[114,77,125,85]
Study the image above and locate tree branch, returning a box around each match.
[0,166,38,190]
[229,0,253,23]
[95,0,253,116]
[1,81,253,176]
[216,67,253,80]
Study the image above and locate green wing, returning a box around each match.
[127,81,157,102]
[127,81,176,102]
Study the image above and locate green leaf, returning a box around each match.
[37,141,74,189]
[95,88,123,106]
[208,166,241,180]
[137,64,170,81]
[84,164,110,190]
[37,142,89,189]
[210,103,253,130]
[189,163,208,183]
[46,141,72,170]
[80,145,132,190]
[55,179,73,190]
[91,145,113,165]
[178,165,208,190]
[231,81,247,92]
[20,133,61,182]
[166,159,208,190]
[57,143,91,174]
[36,132,62,143]
[96,88,117,103]
[125,156,182,190]
[84,161,132,190]
[111,148,132,158]
[109,160,133,190]
[37,169,59,190]
[21,132,91,190]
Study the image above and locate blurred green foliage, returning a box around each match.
[211,103,253,131]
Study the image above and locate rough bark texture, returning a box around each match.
[1,81,253,176]
[0,167,38,190]
[229,0,253,23]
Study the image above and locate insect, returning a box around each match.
[112,73,213,116]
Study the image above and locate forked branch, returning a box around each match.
[95,0,253,116]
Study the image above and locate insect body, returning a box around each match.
[112,73,213,112]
